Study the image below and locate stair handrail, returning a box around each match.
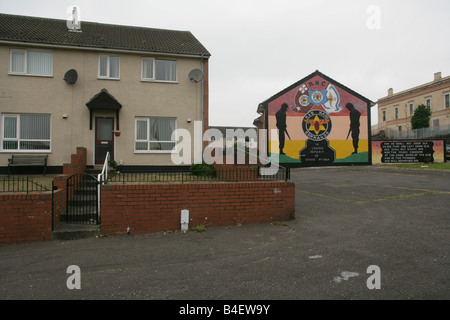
[97,152,110,185]
[97,152,110,221]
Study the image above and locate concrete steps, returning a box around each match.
[53,222,100,240]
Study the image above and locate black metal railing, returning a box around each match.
[63,173,99,225]
[0,176,50,194]
[107,165,290,184]
[259,165,290,181]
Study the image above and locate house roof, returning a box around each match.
[377,74,450,105]
[0,13,210,57]
[258,70,374,111]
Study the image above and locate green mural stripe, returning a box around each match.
[269,151,369,164]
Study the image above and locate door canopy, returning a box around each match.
[86,89,122,130]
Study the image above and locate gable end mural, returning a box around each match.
[261,71,373,166]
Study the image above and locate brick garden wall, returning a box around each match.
[62,147,87,176]
[0,147,86,246]
[1,146,296,245]
[0,189,64,246]
[213,164,259,181]
[100,181,295,236]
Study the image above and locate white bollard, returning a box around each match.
[181,209,189,233]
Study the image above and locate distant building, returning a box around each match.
[377,72,450,134]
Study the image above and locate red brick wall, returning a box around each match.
[214,164,259,181]
[52,188,65,228]
[0,190,64,246]
[100,181,295,236]
[63,147,87,176]
[0,146,86,246]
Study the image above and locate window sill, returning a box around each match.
[134,151,176,154]
[1,150,51,153]
[8,73,53,78]
[140,79,178,84]
[97,77,120,81]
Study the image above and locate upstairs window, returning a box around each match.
[141,58,177,82]
[10,49,53,76]
[444,93,449,109]
[98,55,120,79]
[1,114,51,151]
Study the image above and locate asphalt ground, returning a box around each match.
[0,166,448,307]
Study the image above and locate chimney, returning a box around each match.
[388,88,394,96]
[434,72,442,82]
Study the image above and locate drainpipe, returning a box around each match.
[201,55,205,163]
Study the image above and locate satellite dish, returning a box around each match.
[64,69,78,84]
[189,69,203,83]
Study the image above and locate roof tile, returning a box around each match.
[0,13,210,57]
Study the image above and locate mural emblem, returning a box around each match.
[293,84,343,114]
[308,90,328,106]
[302,110,332,141]
[299,95,309,107]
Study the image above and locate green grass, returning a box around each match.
[0,174,57,193]
[392,162,450,170]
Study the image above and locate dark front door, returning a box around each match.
[95,117,114,164]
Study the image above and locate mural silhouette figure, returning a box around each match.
[346,103,361,154]
[276,103,289,155]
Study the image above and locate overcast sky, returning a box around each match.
[1,0,449,127]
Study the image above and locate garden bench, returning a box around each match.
[8,154,48,176]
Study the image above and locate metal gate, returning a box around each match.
[63,173,100,225]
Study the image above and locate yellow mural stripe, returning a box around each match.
[269,139,369,161]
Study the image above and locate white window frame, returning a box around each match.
[134,117,177,153]
[141,58,155,81]
[1,114,51,153]
[141,58,178,83]
[9,49,53,77]
[426,98,431,110]
[444,93,450,109]
[98,55,120,80]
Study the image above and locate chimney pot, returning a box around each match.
[434,72,442,81]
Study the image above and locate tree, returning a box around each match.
[411,104,431,129]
